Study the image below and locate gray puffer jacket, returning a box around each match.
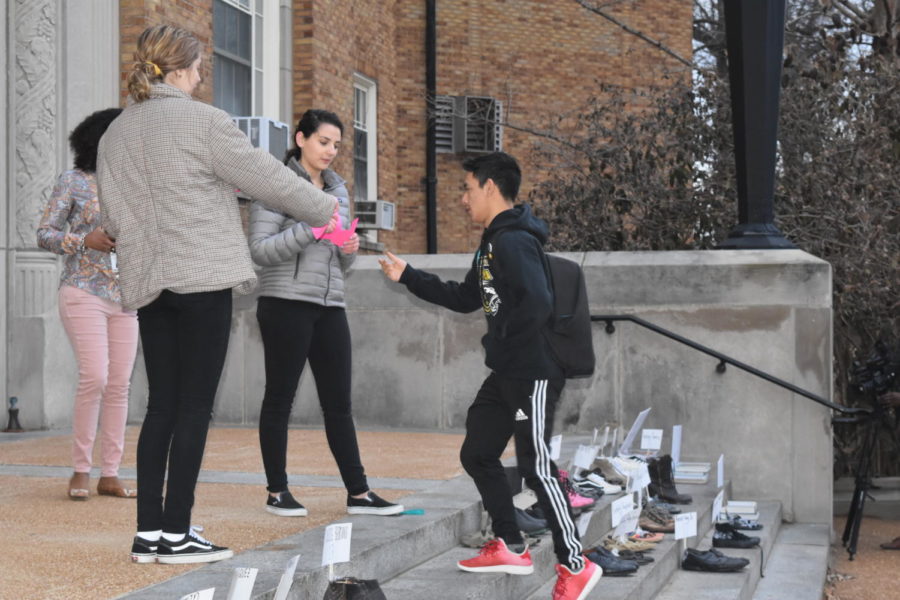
[249,158,355,307]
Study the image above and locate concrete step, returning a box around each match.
[653,501,783,600]
[834,476,900,519]
[750,523,829,600]
[525,480,731,600]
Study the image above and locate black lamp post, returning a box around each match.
[717,0,795,249]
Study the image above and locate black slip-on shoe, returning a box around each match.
[266,490,308,517]
[156,530,233,565]
[347,491,404,516]
[682,548,749,572]
[586,547,639,576]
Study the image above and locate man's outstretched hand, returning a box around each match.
[379,251,407,282]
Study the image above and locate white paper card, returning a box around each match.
[712,489,725,524]
[671,425,682,467]
[640,429,663,451]
[611,494,634,528]
[613,508,641,537]
[273,555,301,600]
[573,444,600,470]
[180,589,215,600]
[322,523,353,566]
[549,435,562,461]
[618,408,651,456]
[674,512,698,540]
[226,567,258,600]
[717,454,725,489]
[576,511,594,537]
[512,488,538,510]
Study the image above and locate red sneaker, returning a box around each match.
[457,538,534,575]
[552,559,602,600]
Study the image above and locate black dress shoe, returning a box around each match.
[585,547,639,576]
[713,522,761,549]
[617,549,654,565]
[682,548,750,572]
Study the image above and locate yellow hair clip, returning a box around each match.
[145,61,163,77]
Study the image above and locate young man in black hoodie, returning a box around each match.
[379,153,601,600]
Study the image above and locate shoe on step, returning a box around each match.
[266,490,308,517]
[156,529,233,564]
[552,558,603,600]
[346,491,404,516]
[457,538,534,575]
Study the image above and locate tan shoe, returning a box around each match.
[97,476,137,498]
[68,472,89,501]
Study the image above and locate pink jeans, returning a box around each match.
[58,285,138,476]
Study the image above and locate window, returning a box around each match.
[434,95,503,154]
[352,74,378,203]
[213,0,263,116]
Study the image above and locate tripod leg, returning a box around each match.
[845,416,880,560]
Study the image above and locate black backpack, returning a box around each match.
[542,254,596,378]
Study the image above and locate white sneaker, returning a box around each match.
[574,472,623,494]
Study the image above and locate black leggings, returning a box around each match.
[257,296,368,496]
[136,289,232,533]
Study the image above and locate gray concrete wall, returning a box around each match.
[17,249,833,524]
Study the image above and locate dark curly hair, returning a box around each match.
[69,108,123,173]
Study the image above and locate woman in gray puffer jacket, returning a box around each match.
[249,109,403,518]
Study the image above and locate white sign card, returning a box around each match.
[273,555,301,600]
[180,589,215,600]
[640,429,663,451]
[671,425,682,467]
[611,495,634,528]
[549,435,562,461]
[577,511,594,537]
[717,454,725,489]
[613,508,641,537]
[674,512,698,540]
[625,463,651,494]
[573,444,600,470]
[618,408,651,456]
[592,428,599,446]
[226,568,258,600]
[322,523,353,567]
[712,489,725,524]
[512,488,538,510]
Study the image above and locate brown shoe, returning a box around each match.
[881,536,900,550]
[97,476,137,498]
[68,472,89,501]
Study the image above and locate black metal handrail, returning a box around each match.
[592,314,869,415]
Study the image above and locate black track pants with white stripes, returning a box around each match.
[460,372,585,571]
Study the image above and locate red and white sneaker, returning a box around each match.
[552,559,602,600]
[457,538,534,575]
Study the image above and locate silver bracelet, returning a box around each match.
[77,234,87,254]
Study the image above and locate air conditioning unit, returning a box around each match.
[233,116,291,160]
[434,95,503,154]
[355,200,395,230]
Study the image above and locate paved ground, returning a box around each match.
[0,426,484,600]
[826,515,900,600]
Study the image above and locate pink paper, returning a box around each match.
[311,218,359,247]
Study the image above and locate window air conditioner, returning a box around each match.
[355,200,395,230]
[233,116,291,160]
[434,95,503,154]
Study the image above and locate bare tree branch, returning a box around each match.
[573,0,693,67]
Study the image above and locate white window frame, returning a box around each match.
[352,73,378,202]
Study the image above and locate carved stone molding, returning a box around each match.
[13,250,58,317]
[14,0,58,249]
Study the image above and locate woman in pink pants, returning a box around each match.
[37,108,139,500]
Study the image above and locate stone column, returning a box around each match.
[5,0,119,430]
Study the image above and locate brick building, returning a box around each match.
[116,0,692,254]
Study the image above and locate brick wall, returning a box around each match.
[119,0,214,105]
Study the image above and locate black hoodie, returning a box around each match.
[399,204,564,380]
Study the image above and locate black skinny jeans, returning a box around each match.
[135,289,232,533]
[257,296,368,496]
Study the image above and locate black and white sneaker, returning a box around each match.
[346,491,404,516]
[266,491,308,517]
[130,536,158,563]
[156,529,234,564]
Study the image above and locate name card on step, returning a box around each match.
[614,508,641,537]
[322,523,353,567]
[641,428,663,451]
[717,454,725,489]
[674,512,698,540]
[573,444,600,470]
[549,435,562,461]
[626,463,652,493]
[273,555,301,600]
[226,567,258,600]
[671,425,682,467]
[577,511,594,537]
[712,489,725,524]
[180,589,215,600]
[611,494,634,528]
